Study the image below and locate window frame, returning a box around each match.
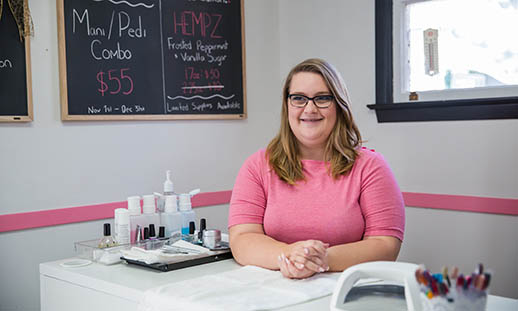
[367,0,518,122]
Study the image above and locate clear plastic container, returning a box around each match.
[74,239,130,265]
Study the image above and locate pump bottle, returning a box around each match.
[160,195,182,238]
[128,195,160,244]
[179,189,200,235]
[141,194,160,232]
[156,170,175,213]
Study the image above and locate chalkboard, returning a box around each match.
[57,0,246,121]
[0,2,33,122]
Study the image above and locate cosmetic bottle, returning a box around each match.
[179,193,196,235]
[148,224,159,249]
[135,224,143,244]
[114,208,130,245]
[182,221,197,243]
[160,195,182,238]
[149,224,157,239]
[202,229,222,249]
[154,226,168,248]
[98,223,117,249]
[143,226,151,249]
[127,196,142,244]
[197,218,207,245]
[141,194,160,232]
[156,170,176,213]
[158,226,165,239]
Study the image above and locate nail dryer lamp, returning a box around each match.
[330,261,423,311]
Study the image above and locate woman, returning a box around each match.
[228,58,405,279]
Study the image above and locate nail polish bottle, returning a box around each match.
[143,227,151,249]
[154,226,167,248]
[197,218,207,245]
[98,223,117,249]
[182,221,197,243]
[135,225,143,244]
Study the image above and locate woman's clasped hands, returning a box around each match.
[277,240,330,279]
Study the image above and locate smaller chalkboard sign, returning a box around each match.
[57,0,246,121]
[0,1,33,122]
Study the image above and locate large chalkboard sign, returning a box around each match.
[0,2,33,122]
[57,0,246,121]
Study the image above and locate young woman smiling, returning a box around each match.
[228,58,405,279]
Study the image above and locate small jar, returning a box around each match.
[202,229,221,249]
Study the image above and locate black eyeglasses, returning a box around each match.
[287,94,334,108]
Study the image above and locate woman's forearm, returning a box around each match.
[327,236,401,272]
[230,230,289,270]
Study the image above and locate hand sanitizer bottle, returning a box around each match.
[179,192,196,235]
[156,170,175,213]
[160,195,182,238]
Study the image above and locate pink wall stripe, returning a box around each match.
[0,201,126,233]
[0,191,516,233]
[403,192,518,216]
[192,190,232,207]
[0,191,232,233]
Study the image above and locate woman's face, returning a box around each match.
[287,72,337,157]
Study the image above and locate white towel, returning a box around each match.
[121,240,212,264]
[138,265,340,311]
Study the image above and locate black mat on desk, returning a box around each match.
[121,250,233,272]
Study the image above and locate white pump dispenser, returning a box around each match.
[161,195,182,237]
[163,170,174,195]
[179,189,200,235]
[156,170,176,213]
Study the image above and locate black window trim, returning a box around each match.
[367,0,518,123]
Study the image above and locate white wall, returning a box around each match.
[0,0,280,310]
[1,1,517,310]
[279,0,518,299]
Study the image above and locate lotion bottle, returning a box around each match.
[127,196,142,244]
[114,208,130,245]
[179,189,200,235]
[160,195,182,238]
[141,194,160,232]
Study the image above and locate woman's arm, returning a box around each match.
[229,223,287,270]
[229,223,329,277]
[326,236,401,272]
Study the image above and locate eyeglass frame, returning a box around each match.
[287,94,335,108]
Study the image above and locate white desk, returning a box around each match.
[40,258,518,311]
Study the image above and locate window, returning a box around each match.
[368,0,518,122]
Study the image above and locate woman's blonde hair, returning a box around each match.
[266,58,362,185]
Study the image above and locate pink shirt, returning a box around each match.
[228,148,405,246]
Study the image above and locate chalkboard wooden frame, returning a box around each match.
[0,0,33,123]
[57,0,247,121]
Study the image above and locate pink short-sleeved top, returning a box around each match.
[228,148,405,246]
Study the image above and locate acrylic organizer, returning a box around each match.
[74,239,131,265]
[417,264,490,311]
[420,290,488,311]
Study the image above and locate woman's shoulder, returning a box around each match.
[355,146,389,168]
[247,148,267,161]
[241,148,269,168]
